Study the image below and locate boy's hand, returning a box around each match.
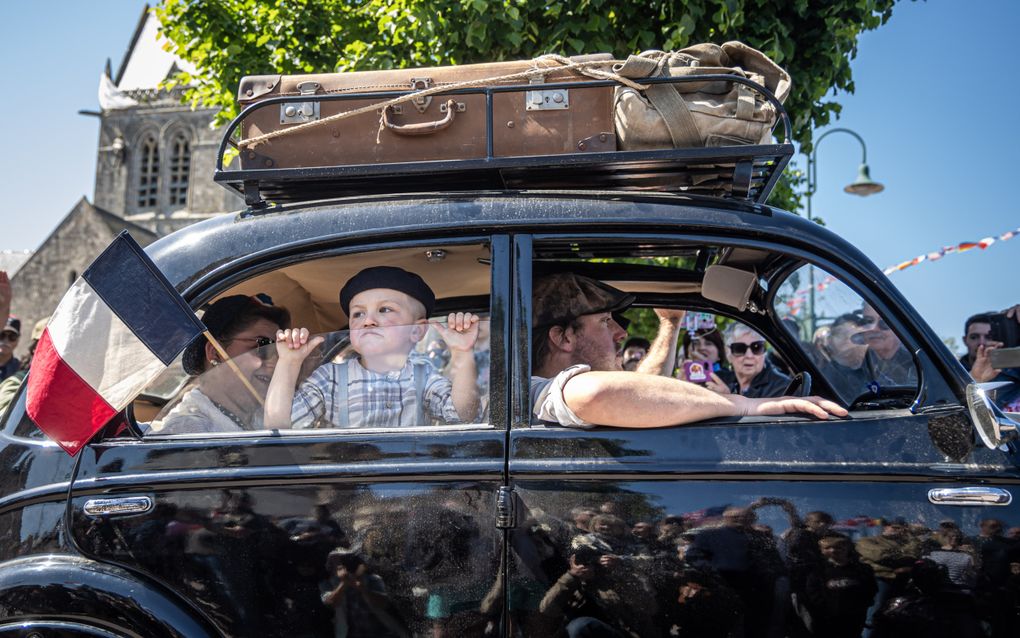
[275,327,324,366]
[434,312,479,352]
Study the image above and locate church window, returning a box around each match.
[137,136,159,209]
[168,134,190,207]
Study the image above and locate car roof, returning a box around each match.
[147,190,883,329]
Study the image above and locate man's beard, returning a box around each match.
[574,337,620,372]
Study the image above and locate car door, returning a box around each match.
[506,233,1020,638]
[66,235,513,638]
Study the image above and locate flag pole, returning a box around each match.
[203,331,265,406]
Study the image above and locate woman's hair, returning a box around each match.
[181,294,290,375]
[723,322,763,346]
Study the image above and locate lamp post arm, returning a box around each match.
[806,127,871,218]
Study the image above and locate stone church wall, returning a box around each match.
[94,103,241,235]
[8,200,155,359]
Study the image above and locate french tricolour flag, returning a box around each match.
[27,232,204,455]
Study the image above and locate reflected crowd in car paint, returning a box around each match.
[70,480,1020,638]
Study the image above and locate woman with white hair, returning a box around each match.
[709,323,791,398]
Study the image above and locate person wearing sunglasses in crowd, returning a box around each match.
[707,323,791,398]
[858,304,917,387]
[155,294,290,434]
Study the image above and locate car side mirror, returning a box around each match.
[701,265,756,312]
[967,381,1019,449]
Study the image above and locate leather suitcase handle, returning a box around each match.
[382,99,458,136]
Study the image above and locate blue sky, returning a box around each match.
[1,1,1017,348]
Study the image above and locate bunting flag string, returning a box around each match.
[781,225,1019,317]
[881,226,1019,275]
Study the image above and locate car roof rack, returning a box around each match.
[214,75,794,209]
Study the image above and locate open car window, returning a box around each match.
[144,318,491,434]
[773,264,919,407]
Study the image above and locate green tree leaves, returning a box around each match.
[154,0,898,211]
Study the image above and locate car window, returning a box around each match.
[144,319,491,434]
[132,242,494,436]
[773,263,919,406]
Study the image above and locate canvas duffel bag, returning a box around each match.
[613,42,792,150]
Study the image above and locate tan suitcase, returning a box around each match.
[236,55,616,170]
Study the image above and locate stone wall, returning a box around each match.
[8,200,156,359]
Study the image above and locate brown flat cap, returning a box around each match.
[533,273,634,327]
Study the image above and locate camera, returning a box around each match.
[572,546,605,568]
[987,313,1019,349]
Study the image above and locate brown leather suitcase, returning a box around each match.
[236,55,616,169]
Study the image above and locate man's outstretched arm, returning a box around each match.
[561,371,846,428]
[636,308,685,377]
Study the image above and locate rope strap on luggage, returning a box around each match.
[238,55,646,150]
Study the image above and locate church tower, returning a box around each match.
[92,6,240,236]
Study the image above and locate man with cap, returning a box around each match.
[267,266,482,429]
[0,316,48,416]
[530,273,847,428]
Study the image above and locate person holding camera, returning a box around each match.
[320,548,409,638]
[962,305,1020,412]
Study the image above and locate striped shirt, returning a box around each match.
[291,356,461,429]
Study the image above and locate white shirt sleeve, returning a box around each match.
[529,364,594,429]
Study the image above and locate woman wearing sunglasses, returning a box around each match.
[708,323,791,398]
[157,294,290,434]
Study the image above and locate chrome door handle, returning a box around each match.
[928,487,1012,506]
[83,496,154,517]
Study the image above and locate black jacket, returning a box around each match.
[719,362,791,398]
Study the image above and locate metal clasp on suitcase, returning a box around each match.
[526,76,569,111]
[409,78,433,113]
[280,81,321,125]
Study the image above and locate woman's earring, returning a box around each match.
[211,359,219,366]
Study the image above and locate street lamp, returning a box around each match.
[803,127,885,335]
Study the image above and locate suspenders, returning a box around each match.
[335,359,428,427]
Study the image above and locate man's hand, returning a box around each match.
[568,554,595,581]
[654,308,686,323]
[970,342,1003,383]
[739,395,848,420]
[434,312,480,352]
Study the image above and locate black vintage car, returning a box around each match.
[1,76,1019,638]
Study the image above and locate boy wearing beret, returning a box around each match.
[265,266,481,428]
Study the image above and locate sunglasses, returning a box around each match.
[0,332,17,342]
[860,316,891,331]
[228,335,276,359]
[728,340,766,356]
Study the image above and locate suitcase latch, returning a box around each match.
[409,78,433,113]
[280,82,321,125]
[526,76,569,111]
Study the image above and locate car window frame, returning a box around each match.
[106,233,512,443]
[519,230,963,431]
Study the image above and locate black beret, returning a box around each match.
[339,266,436,318]
[182,295,290,376]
